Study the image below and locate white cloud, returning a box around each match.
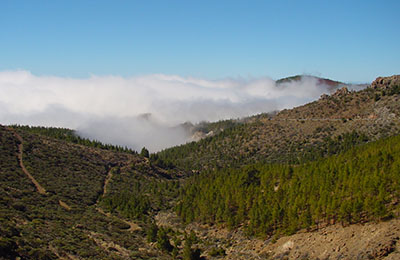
[0,70,337,151]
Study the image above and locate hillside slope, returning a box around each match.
[157,75,400,171]
[0,125,180,259]
[182,75,354,143]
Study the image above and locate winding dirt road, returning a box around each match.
[8,128,47,194]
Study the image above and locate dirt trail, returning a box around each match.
[8,128,47,195]
[95,167,141,232]
[94,168,113,209]
[59,200,72,210]
[48,245,78,260]
[86,231,132,258]
[102,168,113,197]
[95,167,114,205]
[96,205,141,232]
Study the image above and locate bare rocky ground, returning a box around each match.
[263,219,400,260]
[156,211,400,259]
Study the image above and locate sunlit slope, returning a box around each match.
[178,133,400,237]
[156,75,400,171]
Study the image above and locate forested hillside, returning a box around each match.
[177,134,400,237]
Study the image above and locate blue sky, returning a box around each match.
[1,0,399,82]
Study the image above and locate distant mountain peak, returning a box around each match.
[276,75,343,87]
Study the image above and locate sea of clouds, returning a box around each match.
[0,70,340,151]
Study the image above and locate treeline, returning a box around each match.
[11,125,137,154]
[177,134,400,238]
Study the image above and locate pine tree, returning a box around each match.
[140,147,150,158]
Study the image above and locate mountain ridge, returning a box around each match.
[155,76,400,172]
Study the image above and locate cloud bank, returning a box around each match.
[0,70,337,151]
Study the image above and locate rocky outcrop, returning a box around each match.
[371,75,400,90]
[332,86,350,97]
